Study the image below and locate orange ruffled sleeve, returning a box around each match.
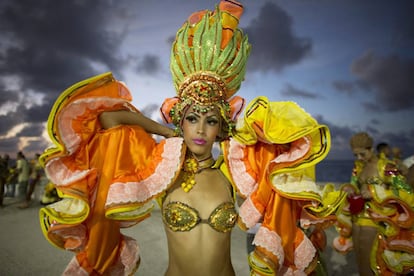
[39,72,185,275]
[224,96,346,275]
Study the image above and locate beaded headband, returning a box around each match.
[180,72,226,109]
[162,0,250,137]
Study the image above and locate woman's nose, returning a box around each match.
[197,122,205,134]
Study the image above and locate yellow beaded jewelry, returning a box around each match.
[181,155,215,192]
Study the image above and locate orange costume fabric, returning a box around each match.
[223,97,346,275]
[39,73,185,275]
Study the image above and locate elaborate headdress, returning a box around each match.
[161,0,250,138]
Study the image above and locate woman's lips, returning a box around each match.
[193,138,206,145]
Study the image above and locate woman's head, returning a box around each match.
[161,1,249,140]
[350,132,374,162]
[181,104,221,159]
[161,81,245,141]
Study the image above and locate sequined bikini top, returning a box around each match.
[162,201,238,233]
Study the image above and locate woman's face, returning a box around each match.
[181,106,220,160]
[352,147,374,162]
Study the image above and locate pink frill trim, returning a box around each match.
[254,226,317,274]
[253,226,284,268]
[120,235,140,275]
[63,257,89,276]
[59,95,132,155]
[299,209,326,229]
[227,138,257,197]
[239,197,262,229]
[62,235,140,275]
[45,157,95,187]
[294,233,317,271]
[106,138,183,206]
[272,136,310,164]
[53,224,87,251]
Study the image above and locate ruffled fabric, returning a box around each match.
[333,156,414,275]
[39,72,184,275]
[368,184,414,275]
[223,96,345,274]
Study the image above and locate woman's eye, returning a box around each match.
[207,118,219,125]
[185,115,197,123]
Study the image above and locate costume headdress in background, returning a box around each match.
[350,132,373,149]
[161,0,250,138]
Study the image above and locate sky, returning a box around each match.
[0,0,413,161]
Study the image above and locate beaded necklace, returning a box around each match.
[181,154,215,192]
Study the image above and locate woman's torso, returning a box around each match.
[357,157,381,186]
[162,167,237,276]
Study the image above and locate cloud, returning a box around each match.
[331,80,358,96]
[280,84,319,99]
[0,0,128,92]
[135,54,162,75]
[316,114,414,160]
[0,0,133,155]
[390,2,414,50]
[244,2,312,72]
[22,139,50,155]
[0,84,19,109]
[16,123,44,138]
[0,137,20,156]
[0,110,24,135]
[351,50,414,112]
[332,50,414,112]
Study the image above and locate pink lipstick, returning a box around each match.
[193,139,206,145]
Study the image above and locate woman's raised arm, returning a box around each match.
[99,110,175,138]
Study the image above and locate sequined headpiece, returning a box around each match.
[161,0,250,138]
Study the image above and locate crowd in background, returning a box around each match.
[0,151,60,208]
[377,142,414,188]
[333,133,414,275]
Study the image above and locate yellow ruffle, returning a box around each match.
[234,96,330,145]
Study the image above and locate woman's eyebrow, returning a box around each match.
[186,112,200,117]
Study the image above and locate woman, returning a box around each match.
[100,102,237,275]
[333,132,414,275]
[39,1,344,275]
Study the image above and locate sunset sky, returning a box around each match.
[1,0,413,160]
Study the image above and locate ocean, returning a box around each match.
[316,159,354,183]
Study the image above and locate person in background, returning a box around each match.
[0,155,9,207]
[406,164,414,190]
[19,153,43,209]
[391,146,408,176]
[376,142,391,159]
[334,132,414,275]
[5,164,17,197]
[16,151,30,199]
